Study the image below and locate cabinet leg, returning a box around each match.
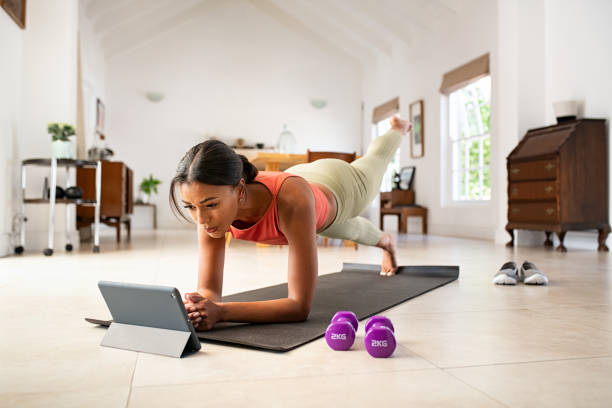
[125,220,132,241]
[598,226,610,252]
[544,231,554,248]
[555,231,567,252]
[505,228,515,248]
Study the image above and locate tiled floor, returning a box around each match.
[1,229,611,407]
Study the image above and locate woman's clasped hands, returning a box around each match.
[183,292,222,331]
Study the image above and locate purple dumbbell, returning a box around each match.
[325,311,359,351]
[364,316,396,358]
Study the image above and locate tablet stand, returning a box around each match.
[101,322,193,358]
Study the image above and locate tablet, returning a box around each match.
[97,281,201,354]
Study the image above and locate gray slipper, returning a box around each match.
[493,261,519,285]
[520,261,549,285]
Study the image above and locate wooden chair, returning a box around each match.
[306,150,358,250]
[306,150,357,163]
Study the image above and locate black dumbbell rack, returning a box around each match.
[16,158,102,256]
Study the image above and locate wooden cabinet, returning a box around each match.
[76,161,133,242]
[505,119,610,252]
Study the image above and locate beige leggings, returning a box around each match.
[285,129,402,246]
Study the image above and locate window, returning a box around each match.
[449,76,491,201]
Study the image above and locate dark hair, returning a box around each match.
[169,140,258,222]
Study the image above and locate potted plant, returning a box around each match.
[48,123,76,159]
[139,174,162,204]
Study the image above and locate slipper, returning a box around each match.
[520,261,549,285]
[492,261,519,285]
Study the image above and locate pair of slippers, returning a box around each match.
[493,261,549,285]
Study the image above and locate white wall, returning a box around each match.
[78,4,106,152]
[362,0,499,239]
[544,0,612,124]
[106,0,363,228]
[494,0,548,246]
[0,11,24,256]
[541,0,612,247]
[20,0,78,159]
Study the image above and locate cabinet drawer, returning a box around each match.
[508,202,559,223]
[508,159,558,181]
[509,181,558,201]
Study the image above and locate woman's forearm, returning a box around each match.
[220,298,309,323]
[197,287,221,302]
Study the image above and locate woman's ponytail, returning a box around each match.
[238,154,258,183]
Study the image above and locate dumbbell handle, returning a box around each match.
[331,311,358,332]
[365,316,394,333]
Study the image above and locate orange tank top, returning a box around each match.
[229,171,330,245]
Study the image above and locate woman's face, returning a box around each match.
[179,181,242,239]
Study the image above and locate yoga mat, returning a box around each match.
[86,263,458,352]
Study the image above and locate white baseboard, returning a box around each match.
[428,223,497,241]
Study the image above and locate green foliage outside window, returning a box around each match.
[455,77,491,200]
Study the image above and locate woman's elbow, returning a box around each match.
[294,303,311,322]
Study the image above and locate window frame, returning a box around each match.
[442,75,492,207]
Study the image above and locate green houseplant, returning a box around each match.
[48,123,76,159]
[139,175,162,204]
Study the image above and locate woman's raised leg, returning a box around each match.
[318,216,398,276]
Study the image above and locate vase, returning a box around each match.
[275,124,296,154]
[553,100,578,123]
[51,140,74,159]
[141,194,150,204]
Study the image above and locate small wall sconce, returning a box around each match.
[145,92,165,103]
[310,98,327,109]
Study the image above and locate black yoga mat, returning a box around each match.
[86,263,458,352]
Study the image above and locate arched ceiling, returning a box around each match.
[82,0,472,62]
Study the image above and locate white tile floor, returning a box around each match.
[1,229,612,407]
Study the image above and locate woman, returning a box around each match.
[171,116,412,330]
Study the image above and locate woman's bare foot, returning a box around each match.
[376,232,398,276]
[390,116,413,135]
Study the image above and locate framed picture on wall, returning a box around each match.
[410,100,424,158]
[1,0,27,29]
[95,98,105,134]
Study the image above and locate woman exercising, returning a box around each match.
[171,116,412,330]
